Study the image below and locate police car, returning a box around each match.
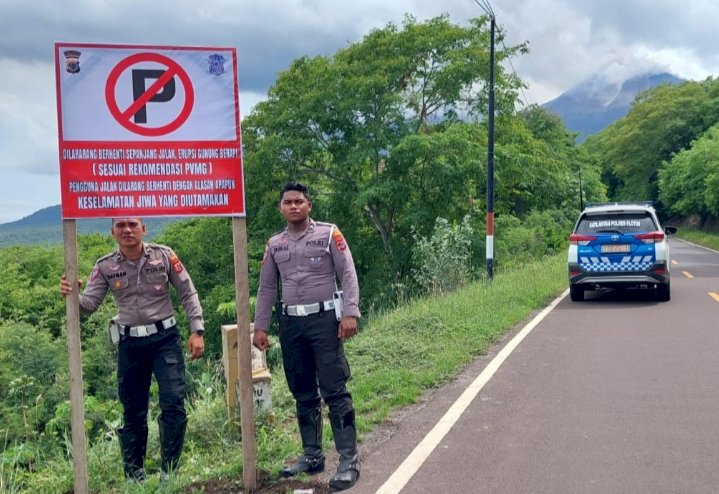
[567,202,677,301]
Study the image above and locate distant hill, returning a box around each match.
[0,205,182,247]
[543,72,684,142]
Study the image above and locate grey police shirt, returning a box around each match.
[78,242,204,332]
[254,219,360,331]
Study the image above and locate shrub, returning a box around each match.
[412,216,475,294]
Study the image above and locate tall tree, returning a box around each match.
[242,14,527,277]
[517,105,606,211]
[584,78,719,204]
[658,123,719,223]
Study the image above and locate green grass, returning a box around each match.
[17,230,719,493]
[12,253,568,493]
[675,227,719,251]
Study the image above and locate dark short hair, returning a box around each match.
[280,182,310,202]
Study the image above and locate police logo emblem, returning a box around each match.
[170,254,184,273]
[332,228,347,251]
[207,54,226,76]
[63,50,81,74]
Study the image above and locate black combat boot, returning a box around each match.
[280,406,325,477]
[158,415,187,481]
[329,410,359,491]
[117,425,148,482]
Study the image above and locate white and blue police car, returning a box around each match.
[567,202,677,301]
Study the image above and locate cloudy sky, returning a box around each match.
[1,0,718,224]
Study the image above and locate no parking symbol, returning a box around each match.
[104,52,195,137]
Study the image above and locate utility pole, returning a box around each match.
[486,13,496,280]
[474,0,497,280]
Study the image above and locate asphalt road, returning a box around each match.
[346,238,719,494]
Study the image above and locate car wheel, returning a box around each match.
[570,284,584,301]
[657,283,670,301]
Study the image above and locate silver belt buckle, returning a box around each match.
[136,326,148,337]
[296,305,307,316]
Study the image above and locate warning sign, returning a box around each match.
[54,43,244,218]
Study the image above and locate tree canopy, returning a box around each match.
[583,77,719,205]
[658,122,719,222]
[242,14,592,286]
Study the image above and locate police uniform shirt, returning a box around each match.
[78,243,204,332]
[254,219,360,330]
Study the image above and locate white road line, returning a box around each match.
[674,237,719,254]
[374,290,569,494]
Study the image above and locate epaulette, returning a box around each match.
[315,221,336,229]
[96,250,119,264]
[146,242,171,252]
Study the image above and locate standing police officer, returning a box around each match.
[253,182,361,490]
[60,218,205,482]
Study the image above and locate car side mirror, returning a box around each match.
[664,226,678,235]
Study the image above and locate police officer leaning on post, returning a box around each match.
[59,218,205,483]
[253,182,361,490]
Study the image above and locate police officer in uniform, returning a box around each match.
[253,182,361,490]
[60,218,204,482]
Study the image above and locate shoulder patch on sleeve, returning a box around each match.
[170,253,184,273]
[332,227,347,251]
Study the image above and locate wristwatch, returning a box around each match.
[195,329,205,337]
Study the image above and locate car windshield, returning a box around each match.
[575,212,657,235]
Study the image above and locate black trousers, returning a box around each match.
[279,311,354,417]
[117,327,187,438]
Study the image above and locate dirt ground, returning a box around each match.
[182,469,331,493]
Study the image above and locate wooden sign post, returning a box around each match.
[233,217,257,488]
[62,220,89,494]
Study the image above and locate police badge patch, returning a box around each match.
[332,228,347,251]
[207,54,226,76]
[170,254,184,273]
[63,50,81,74]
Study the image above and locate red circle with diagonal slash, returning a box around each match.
[105,52,194,137]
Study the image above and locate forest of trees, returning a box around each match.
[582,76,719,225]
[4,12,719,492]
